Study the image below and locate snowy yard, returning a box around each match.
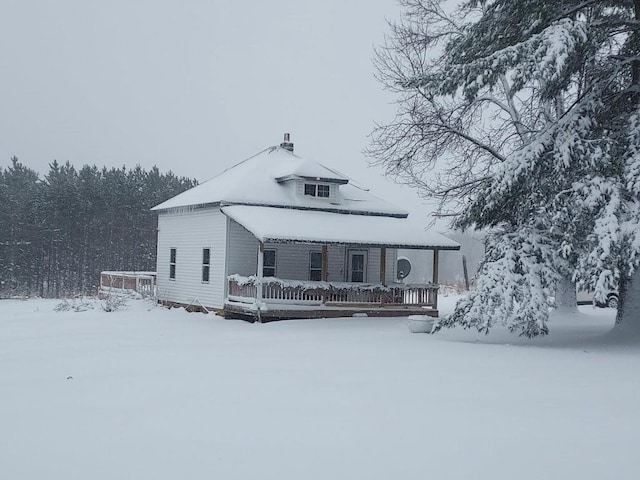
[1,295,639,480]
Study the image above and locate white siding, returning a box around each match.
[253,244,396,284]
[156,207,227,308]
[227,219,259,276]
[225,223,357,283]
[369,247,381,283]
[327,245,345,282]
[342,247,396,284]
[258,243,347,281]
[224,222,399,285]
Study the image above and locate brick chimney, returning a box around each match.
[280,133,294,152]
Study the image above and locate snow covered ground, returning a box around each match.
[1,294,638,480]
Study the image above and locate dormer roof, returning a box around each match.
[274,158,349,184]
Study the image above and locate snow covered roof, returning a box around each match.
[221,205,460,250]
[274,158,349,184]
[151,145,407,216]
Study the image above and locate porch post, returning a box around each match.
[321,245,328,282]
[256,242,264,311]
[380,247,386,286]
[432,248,439,310]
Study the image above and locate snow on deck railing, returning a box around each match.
[227,274,438,307]
[100,271,157,297]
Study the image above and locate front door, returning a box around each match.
[348,250,368,283]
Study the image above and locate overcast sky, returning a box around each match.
[1,0,439,221]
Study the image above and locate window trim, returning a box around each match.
[202,247,211,283]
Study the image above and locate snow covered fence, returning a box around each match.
[228,275,438,307]
[100,271,157,297]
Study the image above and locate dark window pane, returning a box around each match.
[263,267,276,277]
[264,249,276,267]
[202,266,210,282]
[202,248,210,265]
[352,254,364,271]
[310,252,322,268]
[352,271,364,282]
[170,248,177,279]
[310,251,323,281]
[304,184,316,196]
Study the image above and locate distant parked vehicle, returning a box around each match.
[577,290,619,308]
[595,292,619,309]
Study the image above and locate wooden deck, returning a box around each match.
[100,271,157,296]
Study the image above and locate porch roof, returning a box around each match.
[221,205,460,250]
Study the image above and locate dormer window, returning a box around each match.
[317,185,330,197]
[304,183,330,198]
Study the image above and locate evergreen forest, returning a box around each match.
[0,157,197,298]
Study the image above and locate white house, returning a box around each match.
[151,134,459,321]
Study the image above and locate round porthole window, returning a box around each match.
[397,257,412,281]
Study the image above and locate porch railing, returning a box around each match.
[227,275,438,308]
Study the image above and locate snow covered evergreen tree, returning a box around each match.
[369,0,583,334]
[449,0,640,335]
[372,0,640,336]
[0,157,42,295]
[0,159,196,297]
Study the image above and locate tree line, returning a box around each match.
[0,157,196,297]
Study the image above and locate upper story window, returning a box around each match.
[317,184,330,197]
[304,183,330,198]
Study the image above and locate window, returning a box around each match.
[348,250,367,283]
[263,249,276,277]
[317,184,330,198]
[304,183,330,198]
[310,251,322,281]
[304,183,316,196]
[169,248,176,280]
[202,248,210,283]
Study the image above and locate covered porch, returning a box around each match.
[221,205,460,321]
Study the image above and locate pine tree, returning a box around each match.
[370,0,585,334]
[0,157,42,296]
[0,158,196,298]
[450,1,640,335]
[372,0,640,336]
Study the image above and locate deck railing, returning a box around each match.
[227,275,438,308]
[100,271,157,297]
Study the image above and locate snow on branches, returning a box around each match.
[373,0,640,335]
[436,228,557,337]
